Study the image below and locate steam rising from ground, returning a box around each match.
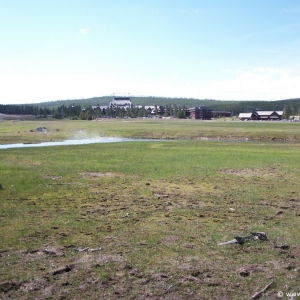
[73,130,106,140]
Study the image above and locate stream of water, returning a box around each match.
[0,137,152,150]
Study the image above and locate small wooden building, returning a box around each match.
[238,113,257,121]
[255,111,283,121]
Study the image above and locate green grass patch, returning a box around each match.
[1,118,300,144]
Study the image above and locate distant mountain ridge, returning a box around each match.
[36,96,220,108]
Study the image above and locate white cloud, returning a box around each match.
[200,67,300,100]
[79,28,90,34]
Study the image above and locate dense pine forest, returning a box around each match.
[1,96,300,119]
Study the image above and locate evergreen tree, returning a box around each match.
[283,105,288,119]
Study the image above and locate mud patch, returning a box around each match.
[237,264,265,277]
[0,281,22,293]
[161,236,178,245]
[220,166,281,177]
[75,253,124,265]
[22,247,65,263]
[21,278,47,292]
[80,172,121,178]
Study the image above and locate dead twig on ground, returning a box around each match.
[218,232,268,245]
[74,247,102,252]
[251,281,274,299]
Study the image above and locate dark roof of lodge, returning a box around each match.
[113,97,131,101]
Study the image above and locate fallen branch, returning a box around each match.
[218,232,268,246]
[251,281,274,300]
[89,248,102,252]
[154,193,169,198]
[74,247,102,252]
[74,247,89,252]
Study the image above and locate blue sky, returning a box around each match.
[1,0,300,104]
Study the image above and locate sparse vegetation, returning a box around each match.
[1,120,300,299]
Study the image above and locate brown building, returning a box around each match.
[189,107,212,120]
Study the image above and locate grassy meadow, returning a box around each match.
[1,119,300,299]
[1,118,300,144]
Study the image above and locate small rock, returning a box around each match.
[0,183,3,190]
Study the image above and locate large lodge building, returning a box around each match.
[90,97,230,120]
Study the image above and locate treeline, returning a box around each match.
[52,104,186,120]
[0,103,178,119]
[0,104,51,117]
